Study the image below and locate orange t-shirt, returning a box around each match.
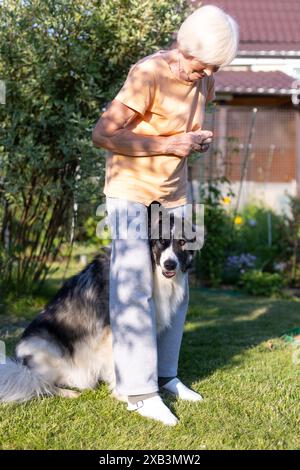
[103,50,215,208]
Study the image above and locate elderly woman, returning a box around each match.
[92,5,239,426]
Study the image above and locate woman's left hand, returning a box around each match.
[192,128,212,153]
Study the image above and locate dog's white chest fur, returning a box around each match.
[153,267,187,334]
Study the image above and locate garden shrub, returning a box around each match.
[0,0,189,293]
[229,203,288,272]
[195,178,234,287]
[223,253,257,284]
[239,270,285,297]
[281,195,300,287]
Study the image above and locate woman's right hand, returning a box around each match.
[166,130,213,158]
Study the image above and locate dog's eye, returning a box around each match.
[158,238,168,246]
[178,239,186,246]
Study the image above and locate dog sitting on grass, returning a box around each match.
[0,202,197,402]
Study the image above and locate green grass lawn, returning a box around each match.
[0,251,300,450]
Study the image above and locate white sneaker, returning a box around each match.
[127,395,178,426]
[161,378,203,401]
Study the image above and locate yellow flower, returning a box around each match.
[234,215,243,225]
[222,196,231,205]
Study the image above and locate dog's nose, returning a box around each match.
[164,260,177,271]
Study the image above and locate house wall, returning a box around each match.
[202,105,297,182]
[189,105,298,214]
[231,57,300,80]
[229,180,297,216]
[189,179,297,216]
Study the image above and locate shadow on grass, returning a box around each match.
[177,287,300,387]
[1,277,300,394]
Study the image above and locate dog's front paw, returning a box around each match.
[111,389,127,403]
[56,388,81,399]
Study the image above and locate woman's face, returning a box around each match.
[180,52,220,82]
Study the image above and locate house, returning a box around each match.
[189,0,300,215]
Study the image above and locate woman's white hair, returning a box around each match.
[177,5,239,67]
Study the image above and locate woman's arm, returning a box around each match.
[92,99,172,157]
[92,99,212,158]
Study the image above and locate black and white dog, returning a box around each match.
[0,202,197,402]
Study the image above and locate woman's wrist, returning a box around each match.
[165,135,179,156]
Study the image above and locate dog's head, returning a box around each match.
[148,201,197,279]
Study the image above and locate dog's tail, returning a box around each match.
[0,358,55,403]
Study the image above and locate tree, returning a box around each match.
[0,0,189,292]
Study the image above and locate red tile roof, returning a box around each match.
[196,0,300,53]
[214,70,299,95]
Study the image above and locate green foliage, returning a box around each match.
[230,203,288,272]
[82,215,111,246]
[196,195,300,292]
[195,178,234,287]
[239,270,285,297]
[281,195,300,286]
[222,253,257,285]
[195,190,291,290]
[0,0,189,292]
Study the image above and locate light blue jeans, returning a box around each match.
[106,197,189,396]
